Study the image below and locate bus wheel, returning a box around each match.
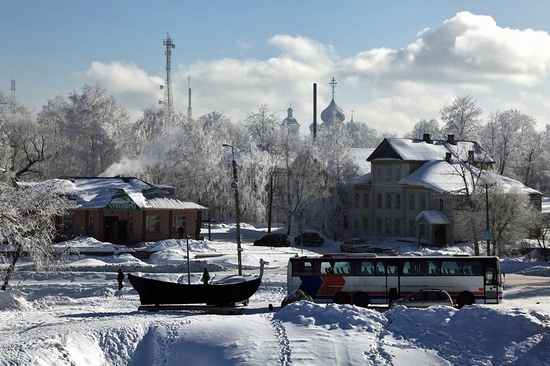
[456,291,475,308]
[353,292,370,308]
[333,292,351,305]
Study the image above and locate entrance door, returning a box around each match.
[484,268,499,304]
[104,216,119,242]
[386,261,400,303]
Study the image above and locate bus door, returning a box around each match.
[484,267,499,304]
[385,260,400,303]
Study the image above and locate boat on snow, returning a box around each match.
[128,259,267,307]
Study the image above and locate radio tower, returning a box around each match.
[163,33,175,119]
[187,76,192,121]
[10,79,15,96]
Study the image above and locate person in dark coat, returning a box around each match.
[117,268,124,290]
[202,268,210,285]
[177,225,185,239]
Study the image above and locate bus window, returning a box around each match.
[441,260,460,275]
[375,261,386,275]
[387,264,398,276]
[334,261,352,275]
[317,261,334,275]
[360,261,375,275]
[485,268,495,284]
[427,260,441,275]
[463,261,481,276]
[403,260,418,275]
[292,260,313,276]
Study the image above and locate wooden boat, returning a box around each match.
[128,259,266,307]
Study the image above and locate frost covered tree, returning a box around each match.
[312,121,359,239]
[37,84,130,177]
[0,92,54,181]
[404,118,443,140]
[345,120,382,148]
[0,179,73,291]
[479,109,537,178]
[440,95,482,140]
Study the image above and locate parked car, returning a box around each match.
[366,247,398,256]
[294,232,324,246]
[389,289,454,309]
[253,233,290,247]
[340,238,370,253]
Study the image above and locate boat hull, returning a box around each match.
[128,273,261,306]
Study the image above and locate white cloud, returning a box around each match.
[80,13,550,136]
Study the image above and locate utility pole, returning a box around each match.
[223,144,243,276]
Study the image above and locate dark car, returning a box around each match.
[294,232,324,246]
[253,233,290,247]
[367,247,398,256]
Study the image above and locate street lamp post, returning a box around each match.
[481,183,493,256]
[223,144,243,276]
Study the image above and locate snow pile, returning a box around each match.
[0,225,550,365]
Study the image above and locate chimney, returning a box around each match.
[445,152,452,163]
[423,133,431,143]
[447,134,455,144]
[467,150,474,164]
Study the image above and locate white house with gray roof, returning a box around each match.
[353,134,542,246]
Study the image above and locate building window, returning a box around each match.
[439,198,444,211]
[385,219,391,235]
[355,193,360,208]
[363,216,368,231]
[385,194,392,209]
[128,216,133,233]
[386,167,392,181]
[88,215,94,233]
[146,215,160,232]
[396,167,402,180]
[377,194,382,209]
[409,194,415,210]
[376,167,381,180]
[396,194,401,209]
[420,193,426,210]
[60,211,74,233]
[395,219,400,235]
[376,219,382,235]
[173,215,186,232]
[409,220,416,237]
[363,193,369,208]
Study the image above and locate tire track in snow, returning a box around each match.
[270,318,291,365]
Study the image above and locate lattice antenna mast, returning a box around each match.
[163,33,175,118]
[10,79,15,96]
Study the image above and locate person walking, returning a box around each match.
[117,268,125,290]
[202,268,210,285]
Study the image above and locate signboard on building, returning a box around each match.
[105,190,140,211]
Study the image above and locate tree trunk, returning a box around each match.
[1,244,23,291]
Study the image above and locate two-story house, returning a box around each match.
[354,134,542,246]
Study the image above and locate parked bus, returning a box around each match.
[287,253,503,308]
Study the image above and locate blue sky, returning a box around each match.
[2,1,550,135]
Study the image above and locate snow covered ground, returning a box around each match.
[1,223,550,365]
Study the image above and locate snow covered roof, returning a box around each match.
[61,177,207,210]
[400,160,542,196]
[416,210,451,225]
[368,138,494,164]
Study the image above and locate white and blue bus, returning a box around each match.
[287,253,503,308]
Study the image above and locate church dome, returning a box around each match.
[282,106,300,134]
[320,98,345,125]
